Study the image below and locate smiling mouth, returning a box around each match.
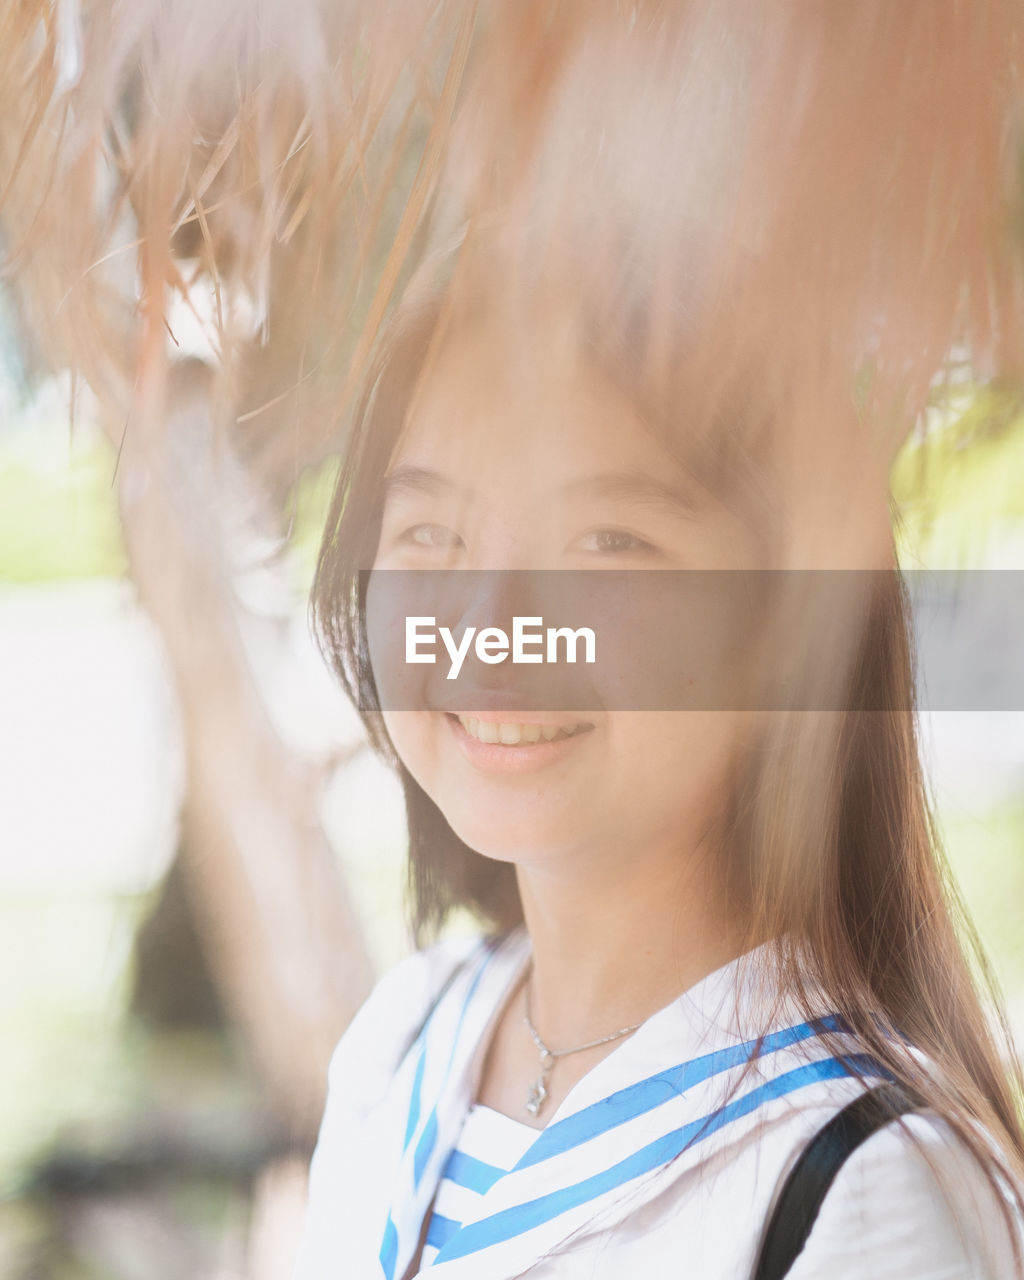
[449,713,594,746]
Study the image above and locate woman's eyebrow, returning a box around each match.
[382,464,470,501]
[565,471,699,518]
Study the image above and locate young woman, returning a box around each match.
[295,5,1024,1277]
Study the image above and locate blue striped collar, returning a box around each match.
[378,931,883,1280]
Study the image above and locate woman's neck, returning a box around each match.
[514,839,749,1049]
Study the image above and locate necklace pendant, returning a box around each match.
[525,1073,549,1117]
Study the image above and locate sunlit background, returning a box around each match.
[0,362,415,1278]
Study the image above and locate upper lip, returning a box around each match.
[450,709,596,728]
[432,689,600,720]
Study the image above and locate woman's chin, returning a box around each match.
[445,806,586,867]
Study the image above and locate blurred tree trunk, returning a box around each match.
[112,357,374,1144]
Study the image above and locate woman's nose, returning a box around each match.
[448,569,543,642]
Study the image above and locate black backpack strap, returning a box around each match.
[752,1081,926,1280]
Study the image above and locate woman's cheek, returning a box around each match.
[608,711,744,820]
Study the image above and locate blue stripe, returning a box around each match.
[433,1053,883,1262]
[442,1148,507,1194]
[412,942,499,1188]
[379,1215,399,1280]
[414,1111,439,1185]
[401,941,491,1153]
[403,1047,427,1150]
[514,1014,848,1171]
[425,1211,461,1250]
[384,940,498,1278]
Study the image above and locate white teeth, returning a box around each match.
[456,715,587,745]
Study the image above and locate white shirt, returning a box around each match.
[419,1103,538,1268]
[294,930,1022,1279]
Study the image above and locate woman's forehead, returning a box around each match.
[391,317,679,481]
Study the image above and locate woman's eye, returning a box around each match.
[400,523,464,551]
[576,528,656,555]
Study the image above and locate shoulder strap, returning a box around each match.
[751,1081,925,1280]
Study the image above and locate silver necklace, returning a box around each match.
[521,970,642,1117]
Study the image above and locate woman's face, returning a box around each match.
[369,318,762,881]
